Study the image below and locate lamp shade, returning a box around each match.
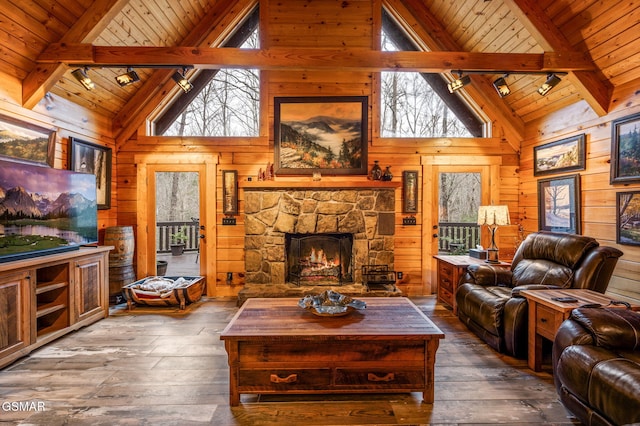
[477,205,510,226]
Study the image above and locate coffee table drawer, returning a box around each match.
[239,368,331,389]
[335,368,424,388]
[240,341,426,362]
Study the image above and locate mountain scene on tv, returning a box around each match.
[0,159,98,258]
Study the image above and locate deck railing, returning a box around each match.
[156,220,200,253]
[155,221,476,254]
[438,222,480,253]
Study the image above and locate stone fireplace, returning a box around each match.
[243,185,396,289]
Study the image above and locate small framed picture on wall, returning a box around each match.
[533,134,586,176]
[69,137,112,210]
[611,112,640,184]
[402,171,418,213]
[617,191,640,246]
[222,170,238,215]
[537,174,581,234]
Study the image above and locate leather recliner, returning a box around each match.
[553,307,640,426]
[455,231,623,358]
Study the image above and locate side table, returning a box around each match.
[433,255,511,315]
[520,289,640,371]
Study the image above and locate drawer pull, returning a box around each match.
[367,372,395,382]
[540,318,547,323]
[270,374,297,384]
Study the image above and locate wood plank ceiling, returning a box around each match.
[2,0,638,139]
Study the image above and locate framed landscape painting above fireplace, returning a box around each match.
[274,96,368,175]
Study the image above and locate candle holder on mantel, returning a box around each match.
[381,165,393,181]
[369,160,382,180]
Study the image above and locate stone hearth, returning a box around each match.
[239,186,400,300]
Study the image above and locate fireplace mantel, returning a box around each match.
[240,180,401,190]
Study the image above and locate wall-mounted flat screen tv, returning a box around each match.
[0,158,98,263]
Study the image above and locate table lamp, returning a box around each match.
[477,205,510,263]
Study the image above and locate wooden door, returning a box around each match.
[421,156,502,295]
[135,154,218,296]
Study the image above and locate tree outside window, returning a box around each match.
[161,28,260,137]
[380,30,474,138]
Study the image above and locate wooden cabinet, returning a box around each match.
[0,247,111,368]
[434,255,511,315]
[0,270,31,363]
[74,254,108,323]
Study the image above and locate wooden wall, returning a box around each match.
[115,0,519,297]
[8,0,635,302]
[520,82,640,303]
[0,75,118,238]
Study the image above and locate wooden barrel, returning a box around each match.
[109,264,136,303]
[105,226,135,267]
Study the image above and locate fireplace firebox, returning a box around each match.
[285,233,353,286]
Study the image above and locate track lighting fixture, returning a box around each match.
[172,68,193,93]
[447,72,471,93]
[71,67,95,91]
[537,73,561,96]
[492,75,510,97]
[115,68,140,87]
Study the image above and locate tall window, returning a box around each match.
[155,6,260,137]
[380,10,484,138]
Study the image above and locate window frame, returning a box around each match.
[153,7,260,136]
[379,8,486,138]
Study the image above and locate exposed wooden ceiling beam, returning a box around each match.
[504,0,612,116]
[38,45,593,73]
[22,0,129,109]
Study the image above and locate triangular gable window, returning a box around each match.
[154,7,260,137]
[380,9,485,138]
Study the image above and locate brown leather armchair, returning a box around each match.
[455,232,623,358]
[553,307,640,426]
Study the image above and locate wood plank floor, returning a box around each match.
[0,296,581,425]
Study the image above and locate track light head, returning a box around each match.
[447,73,471,93]
[493,75,511,97]
[172,69,193,93]
[537,73,561,96]
[71,68,95,91]
[115,68,140,86]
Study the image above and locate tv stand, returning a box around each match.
[0,247,112,368]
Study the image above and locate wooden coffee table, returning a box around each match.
[220,297,444,406]
[520,289,639,371]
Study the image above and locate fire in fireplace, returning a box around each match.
[285,233,353,286]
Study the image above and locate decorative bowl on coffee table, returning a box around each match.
[298,289,366,316]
